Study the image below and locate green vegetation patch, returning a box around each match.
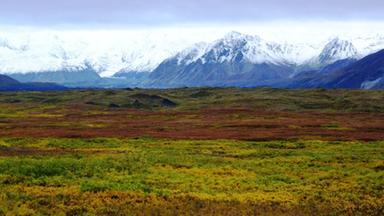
[0,138,383,215]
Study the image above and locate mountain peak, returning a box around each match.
[318,37,359,64]
[222,31,261,43]
[327,37,351,47]
[224,31,243,39]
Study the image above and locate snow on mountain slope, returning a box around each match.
[351,34,384,56]
[173,31,321,67]
[209,31,285,65]
[0,30,383,78]
[175,42,210,65]
[0,31,201,77]
[171,32,326,68]
[316,38,359,64]
[171,32,384,71]
[149,32,302,87]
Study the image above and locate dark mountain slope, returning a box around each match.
[323,49,384,89]
[0,74,67,91]
[289,50,384,89]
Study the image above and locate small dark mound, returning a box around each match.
[132,99,145,108]
[131,93,163,100]
[85,101,99,106]
[130,93,177,108]
[108,103,120,108]
[190,90,212,98]
[161,98,177,107]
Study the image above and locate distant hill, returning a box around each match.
[0,74,20,86]
[0,74,67,91]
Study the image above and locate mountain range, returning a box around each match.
[1,31,384,89]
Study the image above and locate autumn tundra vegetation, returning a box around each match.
[0,88,383,215]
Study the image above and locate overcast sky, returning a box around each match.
[1,0,384,27]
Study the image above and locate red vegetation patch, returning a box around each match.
[0,146,122,157]
[0,107,383,141]
[0,146,76,157]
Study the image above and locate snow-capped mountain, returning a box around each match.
[1,30,384,88]
[149,32,384,88]
[316,38,359,65]
[173,31,319,67]
[199,31,282,64]
[171,33,364,70]
[149,32,298,87]
[1,31,382,78]
[157,32,375,73]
